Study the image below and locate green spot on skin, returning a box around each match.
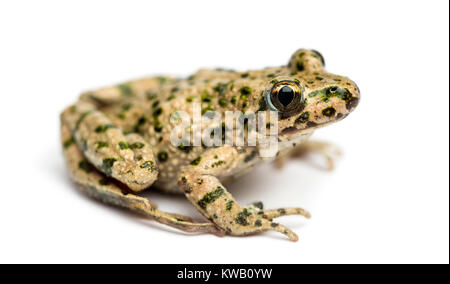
[78,160,94,173]
[99,178,110,186]
[235,209,252,226]
[322,107,336,117]
[63,137,75,149]
[130,142,145,149]
[101,158,117,175]
[154,121,163,132]
[95,124,116,134]
[201,91,213,103]
[230,96,237,105]
[118,141,130,150]
[218,98,228,107]
[117,84,133,96]
[157,151,168,162]
[95,141,109,150]
[253,202,264,210]
[75,110,93,130]
[308,86,356,110]
[140,161,154,170]
[226,200,234,211]
[201,106,214,115]
[213,83,228,96]
[177,144,192,153]
[211,160,225,168]
[190,156,202,166]
[134,116,147,133]
[167,95,175,101]
[239,86,252,98]
[186,96,194,103]
[153,107,163,117]
[197,186,225,210]
[295,112,310,124]
[296,61,305,71]
[255,220,262,227]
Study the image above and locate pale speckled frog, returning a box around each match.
[61,49,359,241]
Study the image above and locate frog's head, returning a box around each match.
[263,49,360,143]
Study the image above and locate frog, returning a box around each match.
[61,49,360,241]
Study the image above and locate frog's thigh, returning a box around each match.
[275,140,342,171]
[61,101,158,191]
[61,123,223,235]
[178,146,310,242]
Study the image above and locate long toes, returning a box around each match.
[168,213,194,222]
[262,208,311,220]
[266,222,299,242]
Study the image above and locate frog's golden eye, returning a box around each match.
[267,80,304,115]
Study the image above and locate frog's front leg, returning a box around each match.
[275,140,342,171]
[178,146,310,242]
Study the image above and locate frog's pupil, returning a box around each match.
[278,86,295,108]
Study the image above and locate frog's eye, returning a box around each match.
[267,80,304,115]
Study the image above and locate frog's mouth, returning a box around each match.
[279,115,348,140]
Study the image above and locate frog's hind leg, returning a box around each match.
[61,123,223,236]
[274,140,342,171]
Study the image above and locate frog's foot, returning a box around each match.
[246,202,311,220]
[275,140,342,171]
[179,146,310,242]
[61,123,223,236]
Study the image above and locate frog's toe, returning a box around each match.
[259,207,311,221]
[291,140,342,171]
[246,202,310,220]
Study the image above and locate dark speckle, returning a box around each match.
[190,156,202,166]
[101,158,117,175]
[295,112,310,124]
[296,61,305,71]
[322,107,336,117]
[78,160,94,173]
[157,151,168,162]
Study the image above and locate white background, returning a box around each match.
[0,0,448,264]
